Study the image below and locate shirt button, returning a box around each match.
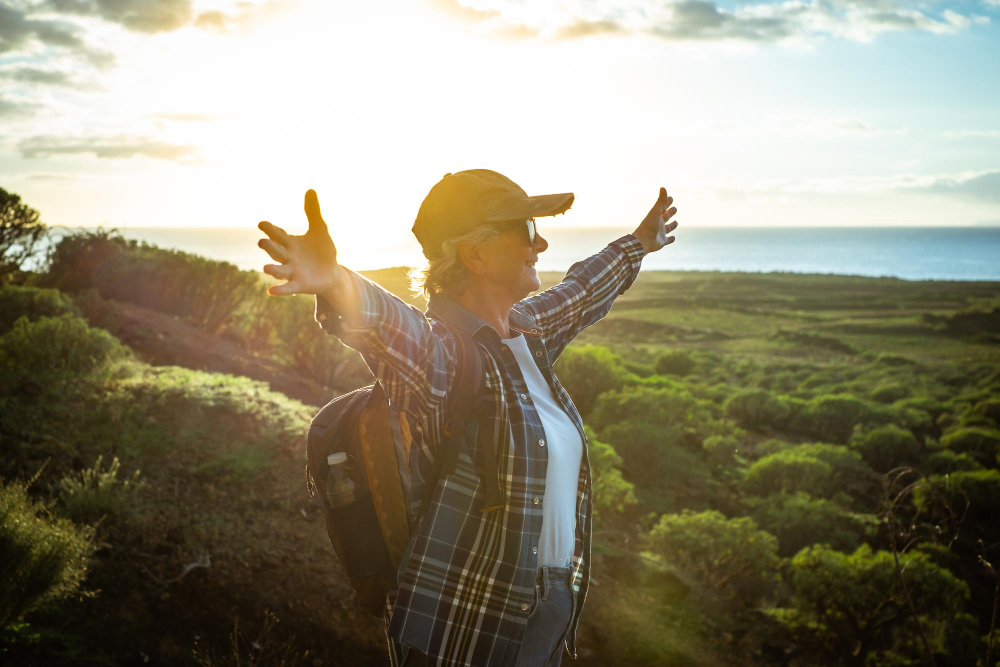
[532,546,538,554]
[533,497,540,505]
[319,313,327,321]
[534,350,542,358]
[500,346,508,352]
[538,438,545,447]
[520,603,530,611]
[520,393,528,400]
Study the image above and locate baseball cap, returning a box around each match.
[412,169,574,259]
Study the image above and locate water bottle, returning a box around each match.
[326,452,356,508]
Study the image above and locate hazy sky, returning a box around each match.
[2,0,998,253]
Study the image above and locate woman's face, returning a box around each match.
[480,219,549,300]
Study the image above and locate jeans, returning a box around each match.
[399,566,574,667]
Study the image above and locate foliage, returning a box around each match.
[870,382,910,404]
[555,345,627,416]
[653,349,696,377]
[971,398,1000,425]
[849,424,921,473]
[0,314,133,394]
[0,187,46,283]
[749,492,870,557]
[42,229,260,334]
[723,389,791,430]
[789,393,902,444]
[56,456,144,524]
[0,285,80,334]
[920,450,984,476]
[585,427,637,521]
[913,469,1000,525]
[774,544,971,666]
[0,480,95,632]
[646,509,780,606]
[742,443,875,506]
[939,427,1000,467]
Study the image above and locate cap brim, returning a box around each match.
[486,192,574,223]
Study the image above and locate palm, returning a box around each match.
[258,190,339,297]
[636,187,678,254]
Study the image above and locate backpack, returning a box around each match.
[305,327,503,616]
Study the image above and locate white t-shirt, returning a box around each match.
[502,332,583,568]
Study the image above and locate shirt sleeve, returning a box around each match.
[518,234,644,364]
[314,268,459,421]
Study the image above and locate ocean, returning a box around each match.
[53,226,1000,282]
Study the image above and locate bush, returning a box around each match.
[599,420,711,491]
[789,393,892,443]
[939,427,1000,467]
[653,350,696,377]
[724,389,791,430]
[554,345,627,416]
[0,285,80,334]
[971,398,1000,425]
[0,314,132,392]
[56,456,144,524]
[849,424,921,473]
[585,427,636,522]
[775,544,970,665]
[750,492,870,557]
[0,480,95,631]
[743,443,874,504]
[646,509,779,606]
[870,382,909,404]
[921,451,984,476]
[913,469,1000,524]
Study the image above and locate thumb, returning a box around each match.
[304,189,327,232]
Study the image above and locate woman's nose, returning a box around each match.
[534,233,548,253]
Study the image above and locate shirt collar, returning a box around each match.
[426,293,538,340]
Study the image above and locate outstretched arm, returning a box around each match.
[257,191,459,419]
[521,187,678,362]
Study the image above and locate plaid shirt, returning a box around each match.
[315,235,644,667]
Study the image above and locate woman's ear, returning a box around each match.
[458,240,486,277]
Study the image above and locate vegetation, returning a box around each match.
[1,199,999,665]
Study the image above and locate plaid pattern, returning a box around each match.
[315,235,644,667]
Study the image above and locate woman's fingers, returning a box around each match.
[267,279,301,297]
[258,238,290,263]
[258,220,292,245]
[263,263,292,280]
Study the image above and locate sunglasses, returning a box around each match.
[492,217,537,246]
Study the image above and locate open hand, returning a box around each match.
[632,187,678,255]
[258,190,340,296]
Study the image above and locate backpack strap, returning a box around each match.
[417,328,503,518]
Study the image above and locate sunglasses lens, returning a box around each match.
[526,218,536,245]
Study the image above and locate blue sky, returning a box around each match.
[0,0,998,262]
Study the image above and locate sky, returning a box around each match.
[1,0,999,261]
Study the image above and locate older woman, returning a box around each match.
[257,170,677,667]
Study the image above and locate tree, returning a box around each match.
[554,345,626,416]
[585,426,636,524]
[774,544,972,667]
[849,424,921,473]
[742,443,875,507]
[654,349,696,377]
[750,492,871,557]
[0,187,46,283]
[646,509,780,606]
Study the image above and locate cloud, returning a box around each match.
[920,169,1000,202]
[18,134,198,161]
[0,66,93,88]
[0,2,115,66]
[0,95,41,118]
[44,0,193,34]
[439,0,987,44]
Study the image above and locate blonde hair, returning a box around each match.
[409,224,500,299]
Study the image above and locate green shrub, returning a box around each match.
[0,314,132,391]
[869,382,909,404]
[743,443,874,504]
[849,424,921,473]
[585,427,636,521]
[788,393,893,443]
[0,285,80,334]
[921,451,984,476]
[56,456,144,524]
[555,345,627,416]
[647,510,779,606]
[702,433,741,465]
[0,480,95,631]
[653,350,696,377]
[775,544,970,665]
[599,420,710,489]
[913,470,1000,523]
[724,389,791,430]
[939,427,1000,467]
[749,492,870,557]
